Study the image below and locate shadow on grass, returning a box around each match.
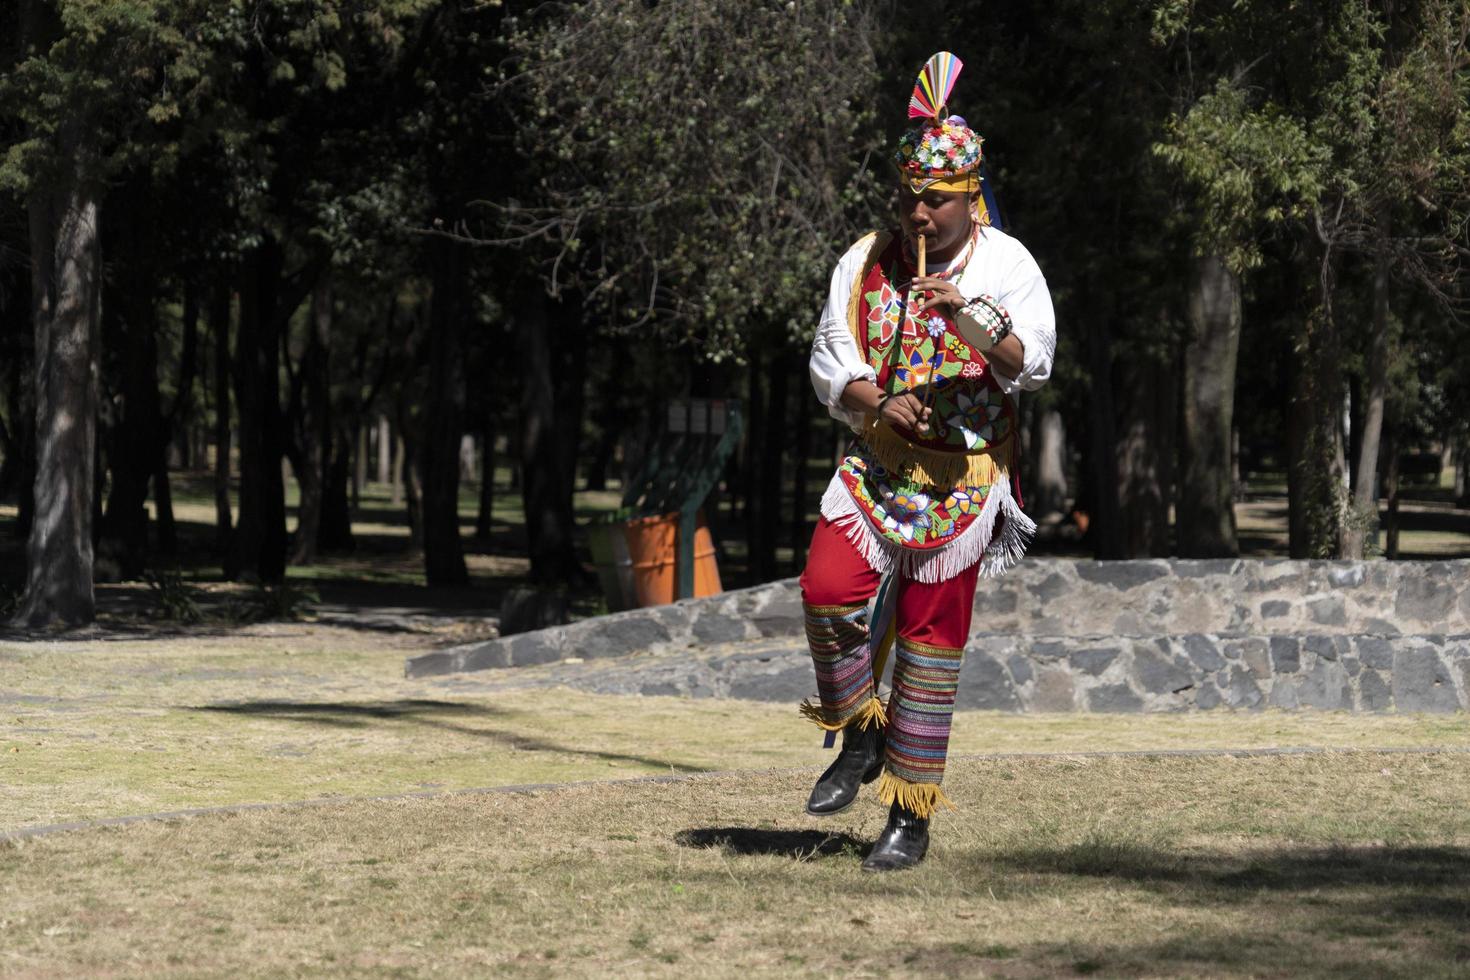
[191,697,711,774]
[674,827,867,860]
[195,698,490,727]
[991,839,1470,894]
[957,841,1470,977]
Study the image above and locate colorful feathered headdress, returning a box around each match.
[893,52,983,194]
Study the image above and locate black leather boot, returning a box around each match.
[861,801,930,871]
[805,722,885,816]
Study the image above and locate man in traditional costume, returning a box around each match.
[799,52,1056,871]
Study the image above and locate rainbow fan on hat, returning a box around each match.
[893,52,983,194]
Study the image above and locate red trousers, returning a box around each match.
[799,517,980,647]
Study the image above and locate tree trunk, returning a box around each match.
[2,276,37,541]
[1117,354,1175,557]
[1032,408,1068,518]
[353,422,367,508]
[475,421,494,541]
[421,237,469,586]
[1286,356,1310,558]
[1342,237,1391,558]
[519,287,581,584]
[289,280,331,566]
[742,351,766,580]
[790,352,813,570]
[402,431,423,547]
[318,419,355,552]
[153,278,199,556]
[13,158,101,627]
[755,349,789,580]
[1384,419,1401,559]
[392,433,405,507]
[1456,436,1468,509]
[98,285,161,580]
[377,414,391,485]
[233,238,289,583]
[1083,310,1124,558]
[0,342,26,511]
[584,430,615,492]
[210,283,237,576]
[1288,239,1347,558]
[152,456,176,556]
[1177,254,1241,557]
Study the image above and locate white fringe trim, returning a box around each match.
[819,472,1036,583]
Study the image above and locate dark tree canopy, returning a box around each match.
[2,0,1468,626]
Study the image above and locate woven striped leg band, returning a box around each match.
[878,636,962,819]
[798,601,886,733]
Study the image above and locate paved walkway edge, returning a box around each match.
[6,744,1468,845]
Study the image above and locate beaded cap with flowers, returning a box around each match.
[893,52,984,194]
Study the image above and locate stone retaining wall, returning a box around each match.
[406,559,1470,713]
[970,559,1470,637]
[956,632,1470,714]
[407,579,801,676]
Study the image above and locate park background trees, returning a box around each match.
[2,0,1468,627]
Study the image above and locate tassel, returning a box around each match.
[876,771,957,820]
[799,695,887,733]
[863,419,1009,491]
[819,463,1034,585]
[844,231,889,357]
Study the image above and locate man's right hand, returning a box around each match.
[880,391,932,431]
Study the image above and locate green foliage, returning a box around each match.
[4,0,1470,578]
[230,581,320,624]
[1151,0,1470,556]
[1154,79,1326,273]
[1,1,434,212]
[503,0,887,359]
[143,568,203,624]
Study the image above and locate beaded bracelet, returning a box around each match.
[956,294,1013,352]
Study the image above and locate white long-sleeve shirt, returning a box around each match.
[809,226,1057,431]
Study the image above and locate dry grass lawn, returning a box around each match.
[5,625,1470,833]
[3,626,1470,976]
[3,753,1469,978]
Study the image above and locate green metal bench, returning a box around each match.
[619,398,744,601]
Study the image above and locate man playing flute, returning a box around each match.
[799,52,1057,871]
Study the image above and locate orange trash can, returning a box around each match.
[624,511,722,607]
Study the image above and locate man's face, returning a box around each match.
[898,187,974,256]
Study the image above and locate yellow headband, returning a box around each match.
[904,171,980,194]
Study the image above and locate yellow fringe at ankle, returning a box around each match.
[798,695,887,732]
[876,771,957,820]
[862,418,1011,491]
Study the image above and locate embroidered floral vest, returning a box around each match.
[826,231,1019,559]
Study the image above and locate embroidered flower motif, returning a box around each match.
[894,120,985,179]
[892,349,953,393]
[865,282,904,350]
[926,315,947,338]
[892,348,932,389]
[960,361,987,379]
[945,488,975,515]
[880,490,933,542]
[901,297,925,344]
[946,389,1005,448]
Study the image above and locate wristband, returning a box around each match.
[955,294,1013,352]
